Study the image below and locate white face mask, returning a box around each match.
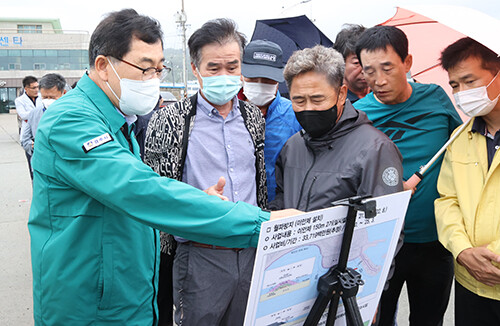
[106,58,160,116]
[243,80,278,107]
[42,98,56,109]
[454,72,500,117]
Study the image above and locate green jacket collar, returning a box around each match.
[77,73,126,133]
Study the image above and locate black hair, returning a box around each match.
[39,73,67,92]
[22,76,38,88]
[188,18,246,68]
[88,9,163,68]
[355,25,408,66]
[440,37,500,75]
[333,24,366,59]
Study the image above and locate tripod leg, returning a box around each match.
[325,295,340,326]
[342,296,364,326]
[303,293,333,326]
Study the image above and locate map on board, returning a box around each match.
[244,191,411,326]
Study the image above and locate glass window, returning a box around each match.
[21,50,33,57]
[20,57,32,69]
[8,88,16,101]
[0,87,18,112]
[0,88,8,113]
[44,56,57,65]
[0,49,88,71]
[17,25,42,34]
[0,88,7,101]
[34,63,46,70]
[33,50,46,57]
[69,55,81,64]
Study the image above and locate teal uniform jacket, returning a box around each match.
[28,74,270,325]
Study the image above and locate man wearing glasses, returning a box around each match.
[15,75,43,179]
[29,9,295,325]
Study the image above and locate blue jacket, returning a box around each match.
[264,91,302,201]
[29,74,270,325]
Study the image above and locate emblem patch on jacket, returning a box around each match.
[382,167,399,186]
[82,133,113,153]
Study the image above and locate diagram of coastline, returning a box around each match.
[255,223,394,323]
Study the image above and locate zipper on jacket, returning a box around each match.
[152,229,158,326]
[305,176,318,211]
[296,150,317,209]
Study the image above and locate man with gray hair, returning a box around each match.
[145,18,267,325]
[20,73,67,158]
[270,45,403,215]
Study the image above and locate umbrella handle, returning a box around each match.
[405,172,423,190]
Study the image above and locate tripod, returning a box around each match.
[304,195,377,326]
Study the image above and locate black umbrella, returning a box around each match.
[250,15,333,98]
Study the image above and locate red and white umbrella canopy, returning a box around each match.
[380,5,500,116]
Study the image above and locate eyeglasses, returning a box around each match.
[27,85,39,90]
[115,57,171,80]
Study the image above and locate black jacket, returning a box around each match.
[270,100,403,211]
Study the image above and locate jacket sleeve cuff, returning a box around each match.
[249,210,271,247]
[450,241,473,260]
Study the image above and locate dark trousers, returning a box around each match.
[25,151,33,180]
[157,251,175,326]
[377,241,454,326]
[173,243,255,326]
[455,280,500,326]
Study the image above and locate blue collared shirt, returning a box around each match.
[182,92,257,204]
[175,93,258,243]
[115,108,137,126]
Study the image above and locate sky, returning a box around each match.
[3,0,499,49]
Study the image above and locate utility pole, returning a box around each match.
[168,60,175,86]
[176,0,188,98]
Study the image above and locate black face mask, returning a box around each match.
[295,104,338,138]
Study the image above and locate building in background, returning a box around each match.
[0,18,89,113]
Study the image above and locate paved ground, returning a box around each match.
[0,112,454,325]
[0,113,33,325]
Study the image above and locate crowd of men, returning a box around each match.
[16,8,499,326]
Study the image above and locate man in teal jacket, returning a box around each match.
[28,9,289,325]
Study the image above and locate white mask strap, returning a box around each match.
[105,58,121,102]
[106,57,122,81]
[486,71,500,101]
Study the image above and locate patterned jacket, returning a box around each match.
[144,94,268,252]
